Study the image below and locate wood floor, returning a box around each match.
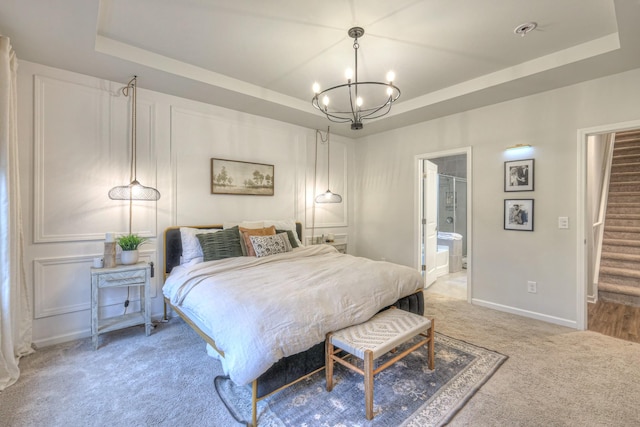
[588,299,640,343]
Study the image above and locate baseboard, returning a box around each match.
[471,298,577,329]
[33,312,168,348]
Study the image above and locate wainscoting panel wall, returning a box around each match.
[33,75,158,242]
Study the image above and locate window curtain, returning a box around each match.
[0,35,33,391]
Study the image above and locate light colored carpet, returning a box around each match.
[424,291,640,426]
[2,292,640,426]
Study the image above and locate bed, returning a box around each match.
[162,222,424,426]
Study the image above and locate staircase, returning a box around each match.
[598,130,640,305]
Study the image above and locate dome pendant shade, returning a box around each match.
[108,179,161,201]
[315,189,342,204]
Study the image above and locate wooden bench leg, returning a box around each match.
[326,333,334,392]
[364,349,374,420]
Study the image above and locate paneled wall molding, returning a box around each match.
[34,250,157,319]
[34,75,157,243]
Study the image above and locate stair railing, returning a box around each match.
[592,133,615,300]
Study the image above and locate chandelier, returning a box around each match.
[312,27,401,130]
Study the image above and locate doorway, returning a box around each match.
[578,120,640,332]
[417,148,472,302]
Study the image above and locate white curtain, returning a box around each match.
[0,35,33,391]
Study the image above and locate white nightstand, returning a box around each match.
[91,262,152,349]
[328,242,347,254]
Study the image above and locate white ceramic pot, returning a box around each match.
[120,250,139,265]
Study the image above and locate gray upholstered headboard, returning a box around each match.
[163,223,303,277]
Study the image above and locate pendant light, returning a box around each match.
[108,76,161,202]
[314,126,342,203]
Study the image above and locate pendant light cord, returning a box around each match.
[122,76,138,234]
[122,76,137,184]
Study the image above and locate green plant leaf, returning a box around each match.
[116,234,148,251]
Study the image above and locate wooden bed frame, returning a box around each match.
[162,223,425,426]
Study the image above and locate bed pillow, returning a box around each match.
[263,219,303,247]
[196,226,243,261]
[240,226,276,257]
[180,227,221,264]
[250,233,292,258]
[275,229,299,249]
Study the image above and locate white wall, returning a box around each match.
[354,67,640,327]
[17,61,353,347]
[18,58,640,345]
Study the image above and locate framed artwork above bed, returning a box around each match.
[211,158,274,196]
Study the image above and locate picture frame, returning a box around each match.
[504,199,534,231]
[211,158,274,196]
[504,159,534,192]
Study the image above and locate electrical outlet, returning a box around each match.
[527,281,537,293]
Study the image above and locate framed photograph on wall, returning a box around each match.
[504,199,534,231]
[504,159,534,192]
[211,158,274,196]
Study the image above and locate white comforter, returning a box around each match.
[163,245,423,385]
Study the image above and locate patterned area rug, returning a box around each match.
[215,333,507,426]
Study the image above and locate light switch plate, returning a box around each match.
[558,217,569,229]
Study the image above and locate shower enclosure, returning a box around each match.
[438,174,467,257]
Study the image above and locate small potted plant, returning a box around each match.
[116,234,148,265]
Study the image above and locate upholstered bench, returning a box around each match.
[325,308,435,420]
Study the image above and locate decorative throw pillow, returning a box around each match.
[240,226,276,257]
[180,227,221,264]
[196,226,243,261]
[275,229,299,249]
[250,233,292,258]
[263,219,303,246]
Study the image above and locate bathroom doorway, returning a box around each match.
[417,148,472,302]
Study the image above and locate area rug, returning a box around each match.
[215,333,508,426]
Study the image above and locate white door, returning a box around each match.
[424,160,438,287]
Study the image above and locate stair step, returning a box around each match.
[612,153,640,165]
[599,266,640,279]
[604,225,640,233]
[615,129,640,137]
[602,238,640,247]
[605,218,640,231]
[606,204,640,214]
[608,182,640,193]
[613,146,640,156]
[607,202,640,208]
[605,213,640,220]
[598,290,640,307]
[600,252,640,269]
[598,282,640,298]
[602,252,640,262]
[610,171,640,182]
[607,192,640,203]
[602,239,640,256]
[611,162,640,173]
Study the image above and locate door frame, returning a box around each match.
[415,147,473,303]
[577,119,640,330]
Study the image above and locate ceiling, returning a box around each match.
[2,0,640,137]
